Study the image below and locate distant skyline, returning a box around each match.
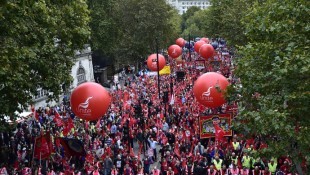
[166,0,211,14]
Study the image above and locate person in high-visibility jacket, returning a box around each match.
[232,138,240,152]
[242,152,253,169]
[230,152,239,167]
[267,159,277,175]
[212,156,223,171]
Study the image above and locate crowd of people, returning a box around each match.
[0,39,299,175]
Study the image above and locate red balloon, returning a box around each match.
[168,44,182,59]
[176,38,186,47]
[147,54,166,71]
[194,40,206,53]
[193,72,229,108]
[70,82,111,121]
[199,44,215,59]
[200,37,209,43]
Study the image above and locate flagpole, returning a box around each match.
[40,150,42,167]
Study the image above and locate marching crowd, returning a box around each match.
[0,41,301,175]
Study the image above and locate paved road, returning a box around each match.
[132,140,162,170]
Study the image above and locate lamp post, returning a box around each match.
[188,33,191,61]
[156,37,161,100]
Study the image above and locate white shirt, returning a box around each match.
[148,139,158,149]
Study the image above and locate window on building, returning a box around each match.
[35,89,48,99]
[77,67,86,84]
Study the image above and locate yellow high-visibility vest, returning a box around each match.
[231,156,238,165]
[213,159,223,170]
[232,142,240,150]
[242,156,252,168]
[268,163,277,173]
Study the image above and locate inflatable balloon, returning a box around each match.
[194,40,206,53]
[168,45,182,59]
[200,37,209,43]
[199,44,215,59]
[193,72,229,108]
[70,82,111,121]
[176,38,186,48]
[147,54,166,71]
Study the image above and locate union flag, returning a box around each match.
[34,132,52,159]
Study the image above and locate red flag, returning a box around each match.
[45,131,54,153]
[130,147,135,157]
[55,138,60,147]
[96,119,101,128]
[174,144,181,158]
[129,117,136,127]
[214,123,225,142]
[34,133,51,159]
[67,117,74,131]
[54,110,63,127]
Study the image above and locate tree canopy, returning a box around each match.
[89,0,182,67]
[0,1,90,117]
[234,0,310,173]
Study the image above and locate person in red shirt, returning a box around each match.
[220,164,229,175]
[280,161,291,174]
[160,158,168,172]
[111,166,118,175]
[263,166,272,175]
[252,166,263,175]
[166,167,175,175]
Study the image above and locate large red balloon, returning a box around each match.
[200,37,209,43]
[168,44,182,59]
[199,44,215,59]
[70,82,111,121]
[176,38,186,47]
[147,54,166,71]
[193,72,229,108]
[194,40,206,53]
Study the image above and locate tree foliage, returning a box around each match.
[88,0,120,57]
[89,0,181,66]
[201,0,254,45]
[234,0,310,173]
[182,9,209,38]
[181,6,201,32]
[0,1,90,117]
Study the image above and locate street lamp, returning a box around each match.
[156,37,161,100]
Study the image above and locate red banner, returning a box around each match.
[199,114,232,139]
[34,132,52,159]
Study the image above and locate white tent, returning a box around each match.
[3,111,33,124]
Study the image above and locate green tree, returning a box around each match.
[0,1,90,118]
[181,6,201,32]
[115,0,181,64]
[88,0,120,56]
[234,0,310,174]
[199,0,254,45]
[182,9,209,38]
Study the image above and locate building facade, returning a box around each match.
[166,0,211,14]
[34,46,95,108]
